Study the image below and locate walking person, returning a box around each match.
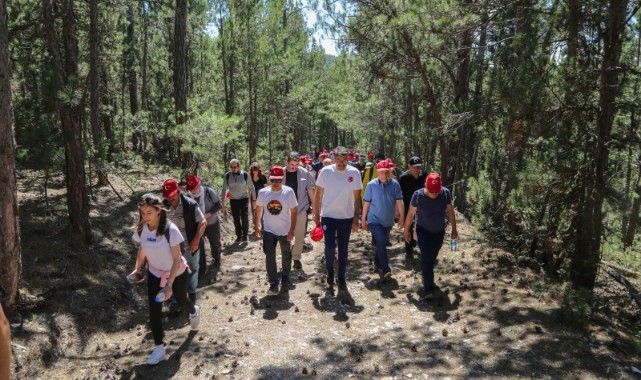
[404,173,458,300]
[221,159,256,243]
[398,156,427,258]
[162,178,207,304]
[361,160,405,279]
[254,166,298,295]
[314,146,363,291]
[186,175,223,275]
[249,162,268,192]
[130,194,201,365]
[285,151,315,270]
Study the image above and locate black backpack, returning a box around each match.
[225,171,248,185]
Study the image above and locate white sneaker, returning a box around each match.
[146,345,167,365]
[189,304,201,330]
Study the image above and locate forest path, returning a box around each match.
[9,169,639,379]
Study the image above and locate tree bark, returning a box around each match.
[174,0,187,125]
[0,0,22,307]
[570,0,628,289]
[43,0,92,243]
[89,0,108,186]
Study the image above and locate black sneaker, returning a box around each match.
[338,278,347,291]
[234,237,242,244]
[293,260,302,269]
[267,284,279,296]
[242,236,249,243]
[326,270,335,286]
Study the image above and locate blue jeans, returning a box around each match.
[262,230,292,285]
[181,244,200,295]
[369,223,392,274]
[321,217,353,280]
[416,226,445,292]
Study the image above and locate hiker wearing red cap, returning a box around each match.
[314,146,363,291]
[398,156,427,258]
[403,173,458,300]
[361,160,405,279]
[255,166,298,295]
[186,175,223,274]
[162,178,207,304]
[131,193,200,365]
[361,152,395,199]
[285,151,316,270]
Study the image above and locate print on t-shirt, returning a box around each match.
[267,200,283,215]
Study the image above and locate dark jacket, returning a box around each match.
[180,194,199,244]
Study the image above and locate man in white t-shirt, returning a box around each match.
[255,166,298,295]
[313,146,363,291]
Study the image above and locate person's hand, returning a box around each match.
[161,284,173,300]
[189,241,199,255]
[221,204,227,213]
[397,221,404,230]
[404,230,411,243]
[351,221,359,233]
[451,229,458,240]
[287,231,295,241]
[256,229,262,238]
[204,212,212,219]
[127,269,144,283]
[314,215,320,225]
[360,219,368,231]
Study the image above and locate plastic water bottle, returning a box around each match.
[155,290,167,303]
[450,238,458,252]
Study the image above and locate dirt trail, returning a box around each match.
[8,170,640,379]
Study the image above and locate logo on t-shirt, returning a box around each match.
[348,176,354,183]
[267,200,283,215]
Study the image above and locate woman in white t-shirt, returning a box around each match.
[129,194,201,365]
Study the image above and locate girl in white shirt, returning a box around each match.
[129,194,201,365]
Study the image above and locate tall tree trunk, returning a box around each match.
[0,0,22,307]
[570,0,628,289]
[89,0,108,186]
[126,2,141,152]
[174,0,188,168]
[141,1,149,112]
[43,0,92,243]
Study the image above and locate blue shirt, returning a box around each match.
[410,187,452,232]
[363,178,403,228]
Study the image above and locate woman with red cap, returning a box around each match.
[403,173,458,300]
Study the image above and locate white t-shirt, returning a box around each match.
[256,186,298,236]
[316,164,363,219]
[132,223,186,278]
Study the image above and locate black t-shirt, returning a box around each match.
[252,174,268,193]
[398,170,427,213]
[285,170,298,198]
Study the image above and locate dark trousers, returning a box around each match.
[416,226,445,292]
[405,219,417,254]
[230,198,249,239]
[147,271,194,345]
[199,221,222,276]
[321,217,353,280]
[262,231,292,285]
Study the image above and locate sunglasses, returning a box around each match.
[139,195,161,206]
[230,166,239,169]
[271,179,283,183]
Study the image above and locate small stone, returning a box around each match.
[302,367,308,374]
[534,325,543,334]
[345,322,350,329]
[442,329,448,337]
[295,307,300,312]
[229,317,233,322]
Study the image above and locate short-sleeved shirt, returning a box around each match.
[256,186,298,236]
[363,178,403,228]
[252,174,268,193]
[410,187,452,232]
[316,165,363,219]
[168,198,204,243]
[398,170,428,213]
[190,186,221,225]
[132,223,186,277]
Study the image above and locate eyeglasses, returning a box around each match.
[271,179,283,183]
[230,166,239,169]
[139,195,161,206]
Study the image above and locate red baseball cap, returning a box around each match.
[367,151,374,158]
[425,172,442,193]
[162,178,179,198]
[319,152,329,159]
[270,165,285,180]
[185,175,200,191]
[376,160,391,171]
[310,224,324,242]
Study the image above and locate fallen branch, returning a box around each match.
[601,260,639,278]
[602,265,641,310]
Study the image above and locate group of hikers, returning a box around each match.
[130,146,458,365]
